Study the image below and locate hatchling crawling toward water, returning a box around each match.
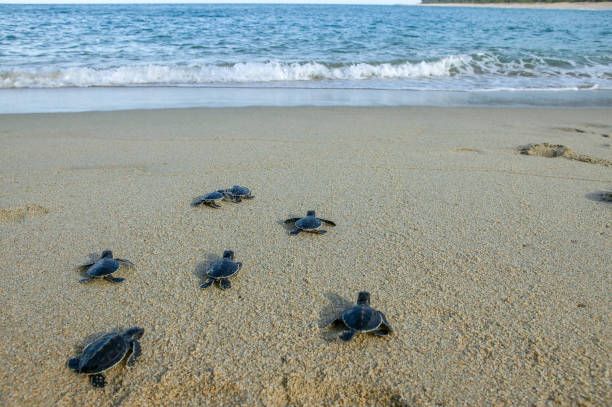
[67,327,144,388]
[284,210,336,235]
[222,185,254,202]
[328,291,393,341]
[191,190,226,208]
[200,250,243,290]
[78,250,134,283]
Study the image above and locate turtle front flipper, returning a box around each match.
[218,279,232,290]
[374,312,393,336]
[204,202,220,209]
[116,258,135,268]
[340,330,357,341]
[127,341,142,367]
[314,229,327,235]
[232,196,242,203]
[89,374,106,388]
[104,275,125,283]
[289,228,302,235]
[284,218,300,224]
[200,278,215,289]
[319,218,336,226]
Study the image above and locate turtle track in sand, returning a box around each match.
[0,204,48,223]
[518,143,612,167]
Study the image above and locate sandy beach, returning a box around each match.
[0,106,610,406]
[419,2,612,10]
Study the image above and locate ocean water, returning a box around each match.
[1,4,610,92]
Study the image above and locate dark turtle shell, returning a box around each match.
[341,305,383,333]
[86,258,120,277]
[227,185,251,197]
[207,258,240,279]
[192,191,224,205]
[295,215,322,231]
[73,333,130,374]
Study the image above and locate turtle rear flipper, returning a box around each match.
[67,357,80,371]
[191,197,205,207]
[319,218,336,226]
[340,330,357,341]
[104,276,125,283]
[218,279,232,290]
[89,374,106,388]
[127,341,142,367]
[326,317,343,328]
[289,228,302,235]
[200,278,215,289]
[79,277,93,283]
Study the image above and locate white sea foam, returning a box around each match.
[0,57,475,88]
[0,55,608,89]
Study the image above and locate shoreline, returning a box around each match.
[1,106,610,405]
[418,2,612,10]
[1,87,611,114]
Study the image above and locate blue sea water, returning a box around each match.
[1,4,610,92]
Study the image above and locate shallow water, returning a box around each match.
[1,4,610,91]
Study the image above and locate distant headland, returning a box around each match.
[419,1,612,10]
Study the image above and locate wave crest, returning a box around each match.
[0,54,609,89]
[0,57,469,88]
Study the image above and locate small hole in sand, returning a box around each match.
[519,143,570,158]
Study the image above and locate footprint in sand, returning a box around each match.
[556,126,612,139]
[518,143,612,167]
[556,127,587,134]
[0,204,49,223]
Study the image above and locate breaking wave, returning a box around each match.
[1,54,609,89]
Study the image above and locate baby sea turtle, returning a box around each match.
[284,210,336,235]
[200,250,242,290]
[192,190,226,208]
[222,185,254,202]
[78,250,134,283]
[67,326,144,388]
[329,291,393,341]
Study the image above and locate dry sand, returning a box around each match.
[419,2,612,10]
[0,107,610,406]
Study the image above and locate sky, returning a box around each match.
[0,1,420,4]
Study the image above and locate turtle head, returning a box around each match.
[124,326,144,340]
[223,250,235,260]
[100,250,113,258]
[357,291,370,306]
[306,210,316,217]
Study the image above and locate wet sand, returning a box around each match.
[0,107,610,405]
